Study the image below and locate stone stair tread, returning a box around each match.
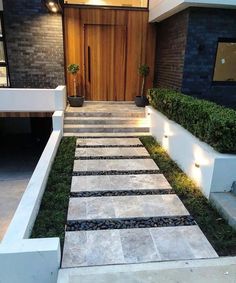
[73,159,159,172]
[75,147,150,157]
[64,117,148,121]
[71,174,172,192]
[76,137,143,146]
[64,124,149,129]
[61,226,218,268]
[67,194,189,221]
[65,111,145,117]
[64,132,149,137]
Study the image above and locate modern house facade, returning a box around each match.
[0,0,235,108]
[0,1,236,283]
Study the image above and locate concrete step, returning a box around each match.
[67,194,189,221]
[64,117,149,125]
[58,257,236,283]
[64,125,149,133]
[63,132,149,137]
[210,192,236,230]
[61,226,218,268]
[65,111,145,118]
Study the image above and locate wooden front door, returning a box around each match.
[84,24,127,101]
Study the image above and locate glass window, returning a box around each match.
[0,13,10,87]
[0,66,8,86]
[64,0,148,8]
[0,42,5,63]
[213,41,236,82]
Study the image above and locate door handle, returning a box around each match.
[88,46,91,83]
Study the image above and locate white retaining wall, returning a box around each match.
[0,129,63,283]
[0,85,67,112]
[147,106,236,198]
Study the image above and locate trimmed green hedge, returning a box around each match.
[147,88,236,153]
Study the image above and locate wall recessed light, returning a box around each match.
[45,0,62,13]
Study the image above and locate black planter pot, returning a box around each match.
[68,96,84,107]
[135,96,149,107]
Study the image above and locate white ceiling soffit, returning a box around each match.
[149,0,236,22]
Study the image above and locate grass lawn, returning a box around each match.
[140,136,236,256]
[31,137,76,246]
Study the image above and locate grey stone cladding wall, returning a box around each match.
[3,0,65,88]
[182,8,236,109]
[155,10,189,90]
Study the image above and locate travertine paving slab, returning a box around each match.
[62,226,218,268]
[73,159,158,172]
[75,147,150,157]
[67,195,189,220]
[71,174,172,192]
[76,138,143,146]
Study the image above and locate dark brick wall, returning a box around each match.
[3,0,65,88]
[182,8,236,109]
[155,10,189,90]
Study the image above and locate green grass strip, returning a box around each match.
[31,137,76,247]
[140,136,236,256]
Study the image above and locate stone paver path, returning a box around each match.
[62,137,218,268]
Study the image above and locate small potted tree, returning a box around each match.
[135,64,150,107]
[67,64,84,107]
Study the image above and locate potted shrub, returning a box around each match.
[67,64,84,107]
[135,64,150,107]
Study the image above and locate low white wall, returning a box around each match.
[0,129,63,283]
[147,106,236,198]
[53,111,64,132]
[0,85,66,112]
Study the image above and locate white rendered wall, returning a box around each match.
[147,106,236,198]
[149,0,236,22]
[0,129,63,283]
[0,85,67,112]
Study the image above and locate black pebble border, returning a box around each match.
[75,156,151,160]
[77,145,144,148]
[72,170,160,176]
[77,136,149,139]
[70,189,175,197]
[66,215,196,231]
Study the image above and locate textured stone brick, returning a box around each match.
[154,10,189,91]
[182,8,236,109]
[154,8,236,109]
[3,0,65,88]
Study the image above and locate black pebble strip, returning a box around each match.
[70,189,174,197]
[72,170,160,176]
[77,145,144,148]
[77,136,149,139]
[66,215,196,231]
[75,156,151,160]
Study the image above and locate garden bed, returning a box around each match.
[31,137,76,246]
[140,136,236,256]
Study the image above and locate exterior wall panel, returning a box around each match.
[155,10,189,90]
[182,8,236,108]
[2,0,65,88]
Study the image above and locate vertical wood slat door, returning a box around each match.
[84,24,127,101]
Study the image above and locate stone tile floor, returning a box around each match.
[62,136,218,268]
